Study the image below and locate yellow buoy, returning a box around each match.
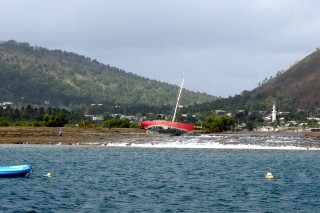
[44,172,52,177]
[265,171,274,179]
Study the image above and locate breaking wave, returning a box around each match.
[106,133,320,150]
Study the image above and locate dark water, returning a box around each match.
[1,134,320,212]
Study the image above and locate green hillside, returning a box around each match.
[189,49,320,115]
[248,49,320,109]
[0,40,216,108]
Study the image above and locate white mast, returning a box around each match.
[172,76,184,122]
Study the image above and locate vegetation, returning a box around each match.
[0,105,83,123]
[0,117,10,126]
[102,118,138,128]
[203,115,235,133]
[43,113,68,127]
[1,40,320,131]
[0,40,216,108]
[0,103,319,130]
[0,105,81,127]
[0,105,141,128]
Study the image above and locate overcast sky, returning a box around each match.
[1,0,320,97]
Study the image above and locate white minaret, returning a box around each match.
[272,104,277,122]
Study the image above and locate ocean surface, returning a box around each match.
[1,133,320,212]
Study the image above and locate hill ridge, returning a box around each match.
[249,49,320,109]
[0,40,216,108]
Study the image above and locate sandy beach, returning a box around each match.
[0,127,148,145]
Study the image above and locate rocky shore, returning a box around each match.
[305,132,320,140]
[0,127,318,145]
[0,127,148,145]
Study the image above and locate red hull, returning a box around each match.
[141,120,195,132]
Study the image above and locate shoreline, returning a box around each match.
[0,127,318,145]
[0,127,148,145]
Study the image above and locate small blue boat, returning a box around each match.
[0,165,32,178]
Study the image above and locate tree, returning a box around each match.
[245,120,255,131]
[43,113,68,127]
[3,105,13,119]
[203,115,235,133]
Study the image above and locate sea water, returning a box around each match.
[1,133,320,212]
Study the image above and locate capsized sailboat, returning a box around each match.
[140,77,195,135]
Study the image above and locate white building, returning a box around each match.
[272,105,277,122]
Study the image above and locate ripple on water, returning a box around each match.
[0,134,320,212]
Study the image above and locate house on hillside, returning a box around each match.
[0,102,13,109]
[215,110,225,115]
[85,114,105,121]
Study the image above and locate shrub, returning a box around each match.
[15,121,44,127]
[0,117,10,126]
[102,119,131,128]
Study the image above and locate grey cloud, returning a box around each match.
[1,0,320,97]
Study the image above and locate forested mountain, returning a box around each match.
[189,49,320,115]
[2,40,318,119]
[247,49,320,109]
[0,40,215,108]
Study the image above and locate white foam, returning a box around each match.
[117,142,319,150]
[104,133,320,151]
